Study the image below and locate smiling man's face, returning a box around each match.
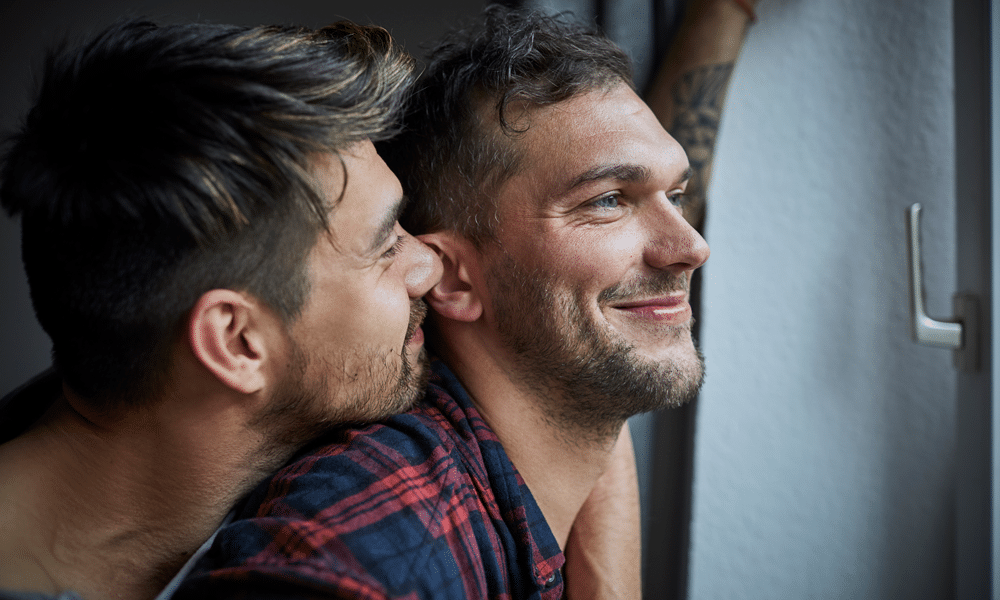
[481,84,710,437]
[257,141,443,448]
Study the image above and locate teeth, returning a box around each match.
[652,305,684,315]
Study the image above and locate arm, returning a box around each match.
[645,0,758,231]
[563,421,642,600]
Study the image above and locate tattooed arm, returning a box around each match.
[646,0,757,230]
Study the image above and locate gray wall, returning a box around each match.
[0,0,484,396]
[689,1,957,598]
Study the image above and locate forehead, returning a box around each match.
[311,142,402,257]
[498,84,687,209]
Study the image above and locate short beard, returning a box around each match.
[487,250,704,445]
[253,299,431,460]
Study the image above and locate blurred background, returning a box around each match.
[1,0,990,598]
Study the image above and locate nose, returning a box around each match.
[643,201,710,274]
[404,232,444,298]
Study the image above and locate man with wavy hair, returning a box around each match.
[175,3,759,598]
[0,19,441,600]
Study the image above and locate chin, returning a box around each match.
[636,338,700,365]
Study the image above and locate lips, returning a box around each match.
[612,293,690,321]
[406,325,425,346]
[404,299,428,346]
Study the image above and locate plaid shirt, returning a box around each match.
[174,359,565,600]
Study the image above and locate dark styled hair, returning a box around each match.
[1,19,415,406]
[382,5,633,246]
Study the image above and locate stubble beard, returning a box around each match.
[254,299,431,454]
[487,250,705,445]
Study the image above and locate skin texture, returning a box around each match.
[564,422,641,600]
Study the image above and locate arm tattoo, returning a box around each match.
[668,62,735,230]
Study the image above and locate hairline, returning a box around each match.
[461,76,634,246]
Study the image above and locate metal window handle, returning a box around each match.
[906,203,979,372]
[906,203,963,348]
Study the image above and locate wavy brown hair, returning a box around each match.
[383,5,632,247]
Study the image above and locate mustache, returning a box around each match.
[404,298,428,342]
[597,272,689,304]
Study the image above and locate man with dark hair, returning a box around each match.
[390,5,708,430]
[0,18,441,600]
[175,3,760,598]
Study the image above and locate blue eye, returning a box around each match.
[591,194,620,209]
[669,192,689,207]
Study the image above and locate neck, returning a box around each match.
[435,331,621,549]
[0,385,283,600]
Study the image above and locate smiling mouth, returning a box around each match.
[611,293,690,320]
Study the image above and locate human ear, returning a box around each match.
[187,289,270,394]
[417,232,484,323]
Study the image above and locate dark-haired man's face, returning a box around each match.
[260,142,442,446]
[483,84,710,438]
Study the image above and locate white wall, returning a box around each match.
[690,1,957,598]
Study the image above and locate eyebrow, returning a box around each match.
[367,194,409,255]
[562,164,694,196]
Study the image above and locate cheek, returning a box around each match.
[350,288,412,340]
[607,229,643,264]
[306,282,409,349]
[537,230,643,287]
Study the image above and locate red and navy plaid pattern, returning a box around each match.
[174,359,565,599]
